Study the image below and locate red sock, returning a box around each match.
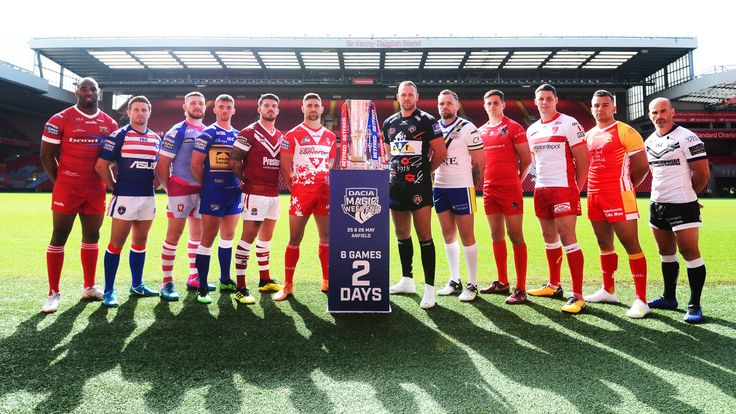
[187,240,199,281]
[513,243,527,291]
[318,242,329,281]
[80,242,99,289]
[545,243,563,286]
[161,241,177,284]
[601,251,618,293]
[629,253,648,302]
[235,240,251,289]
[256,240,271,281]
[565,244,584,297]
[492,241,508,284]
[47,245,64,294]
[284,244,300,285]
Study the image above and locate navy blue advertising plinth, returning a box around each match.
[328,169,391,313]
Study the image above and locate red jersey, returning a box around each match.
[480,116,527,188]
[586,121,645,194]
[281,123,336,186]
[42,106,118,187]
[233,121,283,197]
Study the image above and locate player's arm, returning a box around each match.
[39,141,59,184]
[570,142,589,191]
[470,149,485,188]
[280,151,294,190]
[629,151,649,187]
[514,142,532,183]
[155,155,172,192]
[429,137,447,172]
[229,142,247,184]
[94,158,115,191]
[190,151,206,185]
[689,159,710,194]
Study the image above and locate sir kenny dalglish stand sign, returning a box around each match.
[328,169,391,313]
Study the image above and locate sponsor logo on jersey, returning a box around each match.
[341,187,381,224]
[281,140,290,150]
[100,126,109,135]
[262,157,280,167]
[443,157,458,166]
[103,140,116,151]
[389,128,396,135]
[130,160,156,170]
[68,137,101,144]
[390,141,422,155]
[689,143,705,156]
[45,123,59,136]
[432,123,442,135]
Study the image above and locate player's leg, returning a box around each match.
[412,205,435,309]
[389,209,416,295]
[161,215,185,291]
[504,212,527,304]
[611,219,649,318]
[483,212,510,294]
[101,217,132,307]
[234,218,260,305]
[195,213,222,303]
[649,227,679,310]
[675,227,706,323]
[43,211,76,313]
[187,214,206,290]
[216,213,240,290]
[585,220,619,303]
[555,214,586,313]
[256,218,280,292]
[436,210,461,295]
[79,212,104,295]
[528,217,564,298]
[455,209,478,302]
[314,213,330,292]
[273,214,309,301]
[128,219,157,297]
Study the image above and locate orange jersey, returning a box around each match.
[586,121,644,194]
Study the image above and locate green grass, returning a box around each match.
[1,193,735,413]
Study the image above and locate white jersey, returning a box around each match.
[434,117,482,188]
[645,125,707,203]
[526,112,586,188]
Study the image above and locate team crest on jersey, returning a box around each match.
[100,126,109,135]
[413,194,422,205]
[342,187,381,224]
[552,126,559,135]
[408,125,417,133]
[500,126,508,136]
[389,128,396,135]
[301,137,310,144]
[117,206,126,215]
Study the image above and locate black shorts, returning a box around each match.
[390,181,433,211]
[649,201,702,231]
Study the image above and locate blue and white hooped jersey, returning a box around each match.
[100,124,161,196]
[193,123,239,189]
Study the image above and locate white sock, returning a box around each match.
[444,241,461,283]
[464,243,478,286]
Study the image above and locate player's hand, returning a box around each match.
[698,202,704,209]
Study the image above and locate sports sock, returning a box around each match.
[397,237,413,279]
[686,258,706,307]
[188,239,199,281]
[629,252,647,302]
[601,250,618,293]
[195,245,212,295]
[545,241,563,287]
[463,243,478,286]
[444,240,461,283]
[81,242,99,289]
[104,244,122,293]
[564,243,584,298]
[161,241,177,285]
[661,254,679,301]
[513,242,528,291]
[46,245,64,294]
[419,239,436,286]
[235,240,252,289]
[130,244,146,288]
[218,239,233,283]
[284,244,300,285]
[256,239,271,281]
[492,240,508,284]
[318,242,329,281]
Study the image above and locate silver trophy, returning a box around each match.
[348,99,372,169]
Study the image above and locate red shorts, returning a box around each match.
[51,181,106,215]
[587,190,639,222]
[533,186,581,220]
[289,183,329,216]
[483,185,524,216]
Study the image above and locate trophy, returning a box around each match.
[347,100,371,169]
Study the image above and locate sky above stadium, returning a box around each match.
[1,0,733,76]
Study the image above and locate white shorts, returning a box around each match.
[167,193,201,219]
[108,195,156,221]
[241,193,280,221]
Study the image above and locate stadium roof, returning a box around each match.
[655,68,736,110]
[30,36,696,90]
[0,61,74,116]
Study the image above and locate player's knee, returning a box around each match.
[81,230,100,243]
[508,232,525,246]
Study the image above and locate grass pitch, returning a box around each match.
[0,193,735,413]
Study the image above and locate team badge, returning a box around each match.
[413,194,422,205]
[408,125,416,133]
[251,207,258,215]
[500,126,508,136]
[389,128,396,135]
[342,187,381,224]
[511,201,518,209]
[100,126,109,135]
[210,204,221,211]
[301,137,310,144]
[177,203,185,212]
[117,206,127,215]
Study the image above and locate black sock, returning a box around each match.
[687,264,706,307]
[196,254,211,296]
[398,238,413,278]
[419,239,435,286]
[662,261,679,301]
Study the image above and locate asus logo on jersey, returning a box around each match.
[130,160,156,169]
[263,157,280,166]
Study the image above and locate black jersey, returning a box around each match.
[382,109,443,185]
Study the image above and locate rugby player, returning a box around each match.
[273,93,336,301]
[383,81,447,309]
[40,77,118,313]
[94,96,161,307]
[229,93,285,305]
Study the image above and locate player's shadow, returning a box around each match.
[35,298,137,413]
[454,297,703,413]
[0,301,89,410]
[289,296,511,414]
